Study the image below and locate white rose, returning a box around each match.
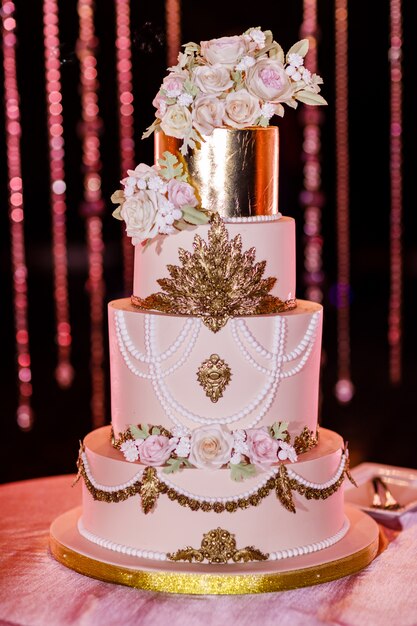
[192,64,233,95]
[200,35,247,67]
[246,58,294,103]
[160,104,193,139]
[188,424,234,470]
[223,89,261,129]
[120,189,159,244]
[192,95,225,136]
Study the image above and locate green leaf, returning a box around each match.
[230,462,257,482]
[287,39,309,60]
[294,91,327,106]
[163,457,191,474]
[257,116,269,128]
[129,424,150,439]
[158,151,184,180]
[183,79,199,97]
[112,206,123,221]
[151,426,161,435]
[269,43,285,64]
[181,205,210,225]
[271,421,289,441]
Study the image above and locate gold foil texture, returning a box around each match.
[155,127,279,217]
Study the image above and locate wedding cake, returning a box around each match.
[50,28,379,593]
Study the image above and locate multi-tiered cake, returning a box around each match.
[50,28,379,593]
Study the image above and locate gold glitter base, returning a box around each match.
[49,505,380,595]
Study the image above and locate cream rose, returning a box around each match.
[188,425,234,470]
[192,64,233,95]
[160,104,193,139]
[246,429,279,466]
[192,95,225,136]
[167,178,198,209]
[200,35,247,66]
[246,58,294,103]
[120,189,159,244]
[138,435,174,466]
[223,89,261,129]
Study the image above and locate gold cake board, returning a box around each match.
[50,505,380,595]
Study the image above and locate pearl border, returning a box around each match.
[77,516,350,563]
[223,213,283,223]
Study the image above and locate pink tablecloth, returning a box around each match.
[0,475,416,626]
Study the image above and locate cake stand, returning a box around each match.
[50,504,380,594]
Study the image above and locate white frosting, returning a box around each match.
[77,516,350,562]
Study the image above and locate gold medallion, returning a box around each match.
[197,354,231,402]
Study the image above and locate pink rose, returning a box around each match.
[138,435,174,466]
[246,58,294,103]
[162,71,187,97]
[192,95,225,136]
[246,429,279,466]
[192,64,233,95]
[152,92,168,118]
[200,35,247,67]
[167,178,198,209]
[223,89,261,129]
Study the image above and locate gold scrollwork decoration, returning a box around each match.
[197,354,232,402]
[168,528,269,564]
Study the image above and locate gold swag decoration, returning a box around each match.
[168,528,269,564]
[131,213,297,332]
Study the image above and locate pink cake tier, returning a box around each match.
[79,426,347,561]
[133,217,296,304]
[109,299,322,437]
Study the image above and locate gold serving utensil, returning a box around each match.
[371,476,402,511]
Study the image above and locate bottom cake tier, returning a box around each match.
[77,426,350,563]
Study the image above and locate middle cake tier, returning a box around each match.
[109,299,323,437]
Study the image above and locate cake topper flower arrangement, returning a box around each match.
[112,27,326,244]
[143,27,326,154]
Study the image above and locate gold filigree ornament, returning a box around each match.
[168,528,269,564]
[131,213,297,332]
[197,354,232,402]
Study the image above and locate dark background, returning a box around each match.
[1,0,416,483]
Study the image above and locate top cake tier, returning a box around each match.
[133,127,296,302]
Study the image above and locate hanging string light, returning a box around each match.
[300,0,325,305]
[42,0,74,388]
[334,0,354,404]
[77,0,106,427]
[115,0,135,295]
[2,0,33,430]
[388,0,403,385]
[165,0,181,67]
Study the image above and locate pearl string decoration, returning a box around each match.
[77,516,349,563]
[81,450,347,501]
[150,316,284,428]
[223,214,282,223]
[2,1,33,429]
[115,312,200,380]
[286,453,346,489]
[81,452,143,492]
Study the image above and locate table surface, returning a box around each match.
[1,475,417,626]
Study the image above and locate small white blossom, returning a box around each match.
[235,55,256,71]
[230,452,242,465]
[147,175,166,192]
[136,178,147,190]
[277,441,298,463]
[286,65,302,81]
[233,430,249,455]
[260,102,276,120]
[177,92,193,107]
[120,439,140,462]
[124,185,135,198]
[172,208,182,221]
[165,85,183,98]
[175,436,191,458]
[287,53,304,68]
[249,28,266,49]
[172,425,190,438]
